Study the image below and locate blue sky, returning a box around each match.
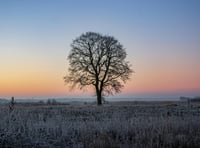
[0,0,200,98]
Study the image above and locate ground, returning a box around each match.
[0,101,200,148]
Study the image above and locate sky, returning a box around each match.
[0,0,200,99]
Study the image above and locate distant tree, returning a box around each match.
[64,32,133,105]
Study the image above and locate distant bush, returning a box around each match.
[46,99,59,105]
[180,96,190,101]
[191,97,200,102]
[38,100,44,104]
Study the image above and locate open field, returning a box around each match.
[0,101,200,148]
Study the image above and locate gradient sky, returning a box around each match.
[0,0,200,98]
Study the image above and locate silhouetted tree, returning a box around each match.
[64,32,133,105]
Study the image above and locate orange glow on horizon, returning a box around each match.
[1,60,200,98]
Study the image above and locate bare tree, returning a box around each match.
[64,32,133,105]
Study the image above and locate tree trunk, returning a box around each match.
[95,80,102,105]
[97,91,102,105]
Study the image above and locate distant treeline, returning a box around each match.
[180,96,200,102]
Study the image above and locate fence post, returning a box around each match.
[9,96,15,113]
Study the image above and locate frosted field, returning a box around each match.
[0,102,200,148]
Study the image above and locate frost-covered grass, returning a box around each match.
[0,102,200,147]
